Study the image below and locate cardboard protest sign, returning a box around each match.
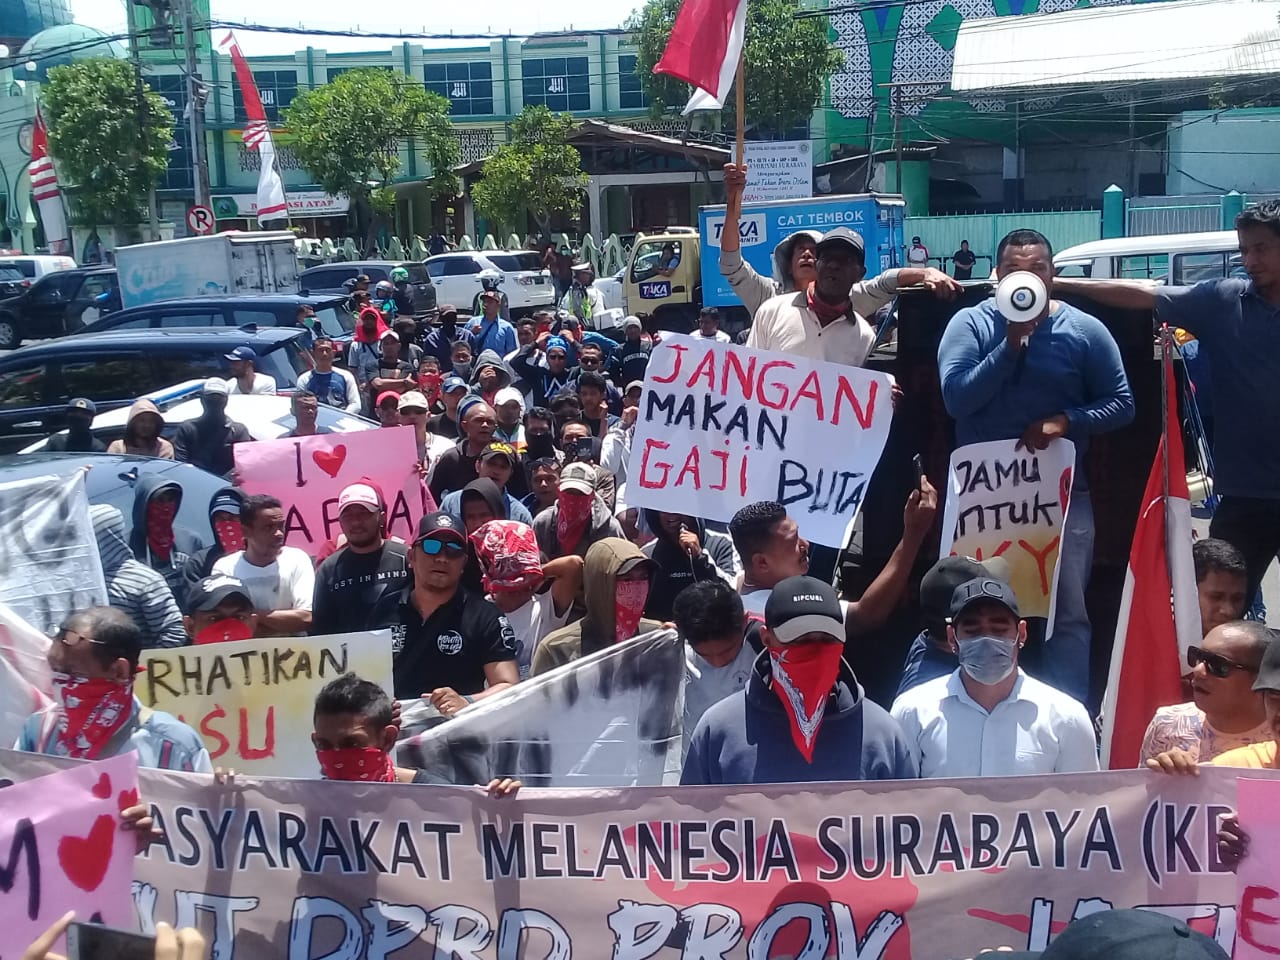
[397,628,684,787]
[234,426,431,558]
[137,631,394,777]
[0,752,137,952]
[0,753,1259,958]
[0,472,106,636]
[939,438,1075,621]
[629,335,894,547]
[0,603,53,748]
[1234,777,1280,959]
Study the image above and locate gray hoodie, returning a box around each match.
[467,348,516,395]
[91,504,187,648]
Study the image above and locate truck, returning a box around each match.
[114,231,300,310]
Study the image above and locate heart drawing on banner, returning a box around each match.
[90,772,111,800]
[57,813,116,891]
[312,445,348,478]
[117,788,139,810]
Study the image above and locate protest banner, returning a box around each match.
[0,472,106,636]
[0,752,137,952]
[233,426,431,558]
[1234,777,1280,959]
[137,631,394,777]
[629,336,894,547]
[742,140,814,202]
[0,603,53,747]
[939,438,1075,622]
[397,628,684,787]
[0,753,1259,958]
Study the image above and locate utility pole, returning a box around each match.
[892,86,903,196]
[179,0,210,209]
[125,0,160,240]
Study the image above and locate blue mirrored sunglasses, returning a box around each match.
[419,538,465,557]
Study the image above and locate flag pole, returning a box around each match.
[735,51,746,166]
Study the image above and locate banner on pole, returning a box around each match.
[234,426,430,558]
[742,140,814,202]
[629,335,894,547]
[938,438,1075,621]
[136,631,394,777]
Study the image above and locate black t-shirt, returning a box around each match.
[391,587,517,697]
[427,411,459,440]
[46,432,107,452]
[311,541,409,635]
[427,444,480,501]
[953,249,977,280]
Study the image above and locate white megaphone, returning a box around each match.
[995,271,1048,347]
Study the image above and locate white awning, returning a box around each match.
[951,0,1280,92]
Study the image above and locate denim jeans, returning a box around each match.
[1045,492,1095,704]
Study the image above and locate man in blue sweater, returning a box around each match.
[937,228,1134,704]
[681,575,917,785]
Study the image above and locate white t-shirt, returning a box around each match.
[683,640,756,752]
[213,547,315,615]
[690,329,731,343]
[498,594,571,679]
[421,433,455,481]
[226,372,278,395]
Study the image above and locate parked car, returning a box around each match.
[425,251,556,316]
[74,293,355,347]
[0,326,311,452]
[23,384,378,453]
[1052,230,1242,283]
[0,266,119,349]
[299,260,437,317]
[596,266,626,313]
[0,254,77,287]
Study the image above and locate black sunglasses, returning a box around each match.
[1187,645,1257,679]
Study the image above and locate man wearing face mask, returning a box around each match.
[682,575,916,785]
[46,397,107,452]
[179,488,246,605]
[172,378,253,477]
[532,461,624,560]
[183,575,259,644]
[15,606,212,771]
[890,577,1098,778]
[128,477,190,600]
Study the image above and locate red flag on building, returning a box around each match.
[1100,336,1199,769]
[220,33,288,223]
[653,0,749,114]
[29,109,70,255]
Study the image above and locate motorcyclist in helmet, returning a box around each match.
[374,279,398,320]
[471,268,511,321]
[389,266,415,319]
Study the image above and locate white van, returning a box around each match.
[0,254,76,284]
[1052,231,1241,284]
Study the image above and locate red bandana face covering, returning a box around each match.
[471,520,543,594]
[769,641,844,763]
[806,282,853,326]
[614,579,649,643]
[316,747,396,782]
[194,618,255,645]
[146,499,179,561]
[556,491,594,553]
[214,518,245,553]
[52,672,134,759]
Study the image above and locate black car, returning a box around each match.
[75,293,356,346]
[0,266,119,350]
[298,260,437,317]
[0,326,310,452]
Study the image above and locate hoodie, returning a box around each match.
[640,511,724,621]
[455,478,509,593]
[467,348,516,402]
[532,493,625,560]
[440,479,533,529]
[178,485,239,607]
[106,400,175,459]
[531,537,661,674]
[128,476,191,599]
[90,504,187,648]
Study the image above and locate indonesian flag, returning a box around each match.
[654,0,749,114]
[29,109,70,255]
[1100,336,1199,769]
[220,33,288,223]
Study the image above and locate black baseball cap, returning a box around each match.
[1253,632,1280,692]
[66,397,96,415]
[765,575,845,644]
[921,556,1009,624]
[1019,908,1228,960]
[415,510,466,544]
[187,574,253,613]
[949,577,1020,621]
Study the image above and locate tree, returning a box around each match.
[472,107,588,238]
[40,58,173,232]
[628,0,843,137]
[284,69,459,250]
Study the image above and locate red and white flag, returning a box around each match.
[654,0,749,114]
[1100,336,1199,769]
[220,32,288,223]
[29,109,70,254]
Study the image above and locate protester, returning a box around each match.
[46,397,106,452]
[393,316,425,368]
[610,316,651,385]
[641,511,736,620]
[469,349,518,407]
[179,487,245,600]
[524,456,561,517]
[891,576,1098,777]
[682,576,917,785]
[674,580,757,743]
[424,305,461,368]
[16,606,212,770]
[1005,909,1229,960]
[470,519,582,678]
[376,390,401,427]
[493,386,526,452]
[183,574,259,644]
[1054,201,1280,605]
[89,504,187,648]
[106,399,174,458]
[350,307,390,410]
[297,337,361,414]
[172,378,252,476]
[572,343,616,392]
[938,228,1135,703]
[440,444,534,526]
[212,494,314,637]
[1139,620,1272,763]
[601,400,637,485]
[224,346,277,395]
[450,339,474,380]
[429,401,498,501]
[532,538,661,674]
[371,329,415,396]
[283,390,330,437]
[577,371,618,438]
[128,476,190,599]
[1194,537,1249,636]
[691,306,731,343]
[513,335,575,408]
[524,406,562,461]
[397,390,452,473]
[532,461,625,559]
[390,266,415,318]
[952,239,977,280]
[392,512,518,711]
[468,290,517,356]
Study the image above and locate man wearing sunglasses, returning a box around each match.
[1140,620,1272,764]
[392,512,519,718]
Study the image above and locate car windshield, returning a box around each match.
[488,253,544,273]
[313,302,355,337]
[402,263,430,283]
[257,336,311,386]
[0,266,24,282]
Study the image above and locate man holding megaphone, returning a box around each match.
[936,228,1135,705]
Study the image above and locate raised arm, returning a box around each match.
[1052,277,1158,312]
[936,309,1021,419]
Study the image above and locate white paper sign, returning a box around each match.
[628,335,894,548]
[743,140,814,202]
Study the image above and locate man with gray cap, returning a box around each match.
[172,378,253,476]
[891,575,1098,778]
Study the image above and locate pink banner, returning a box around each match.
[1235,777,1280,958]
[0,752,137,951]
[234,426,431,557]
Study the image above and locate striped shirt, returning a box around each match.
[90,504,188,648]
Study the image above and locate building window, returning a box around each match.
[235,70,298,123]
[425,60,494,116]
[617,54,647,111]
[521,56,590,112]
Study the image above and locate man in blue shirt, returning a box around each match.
[1054,202,1280,608]
[468,290,517,357]
[937,228,1134,703]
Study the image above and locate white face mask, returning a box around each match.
[957,635,1017,685]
